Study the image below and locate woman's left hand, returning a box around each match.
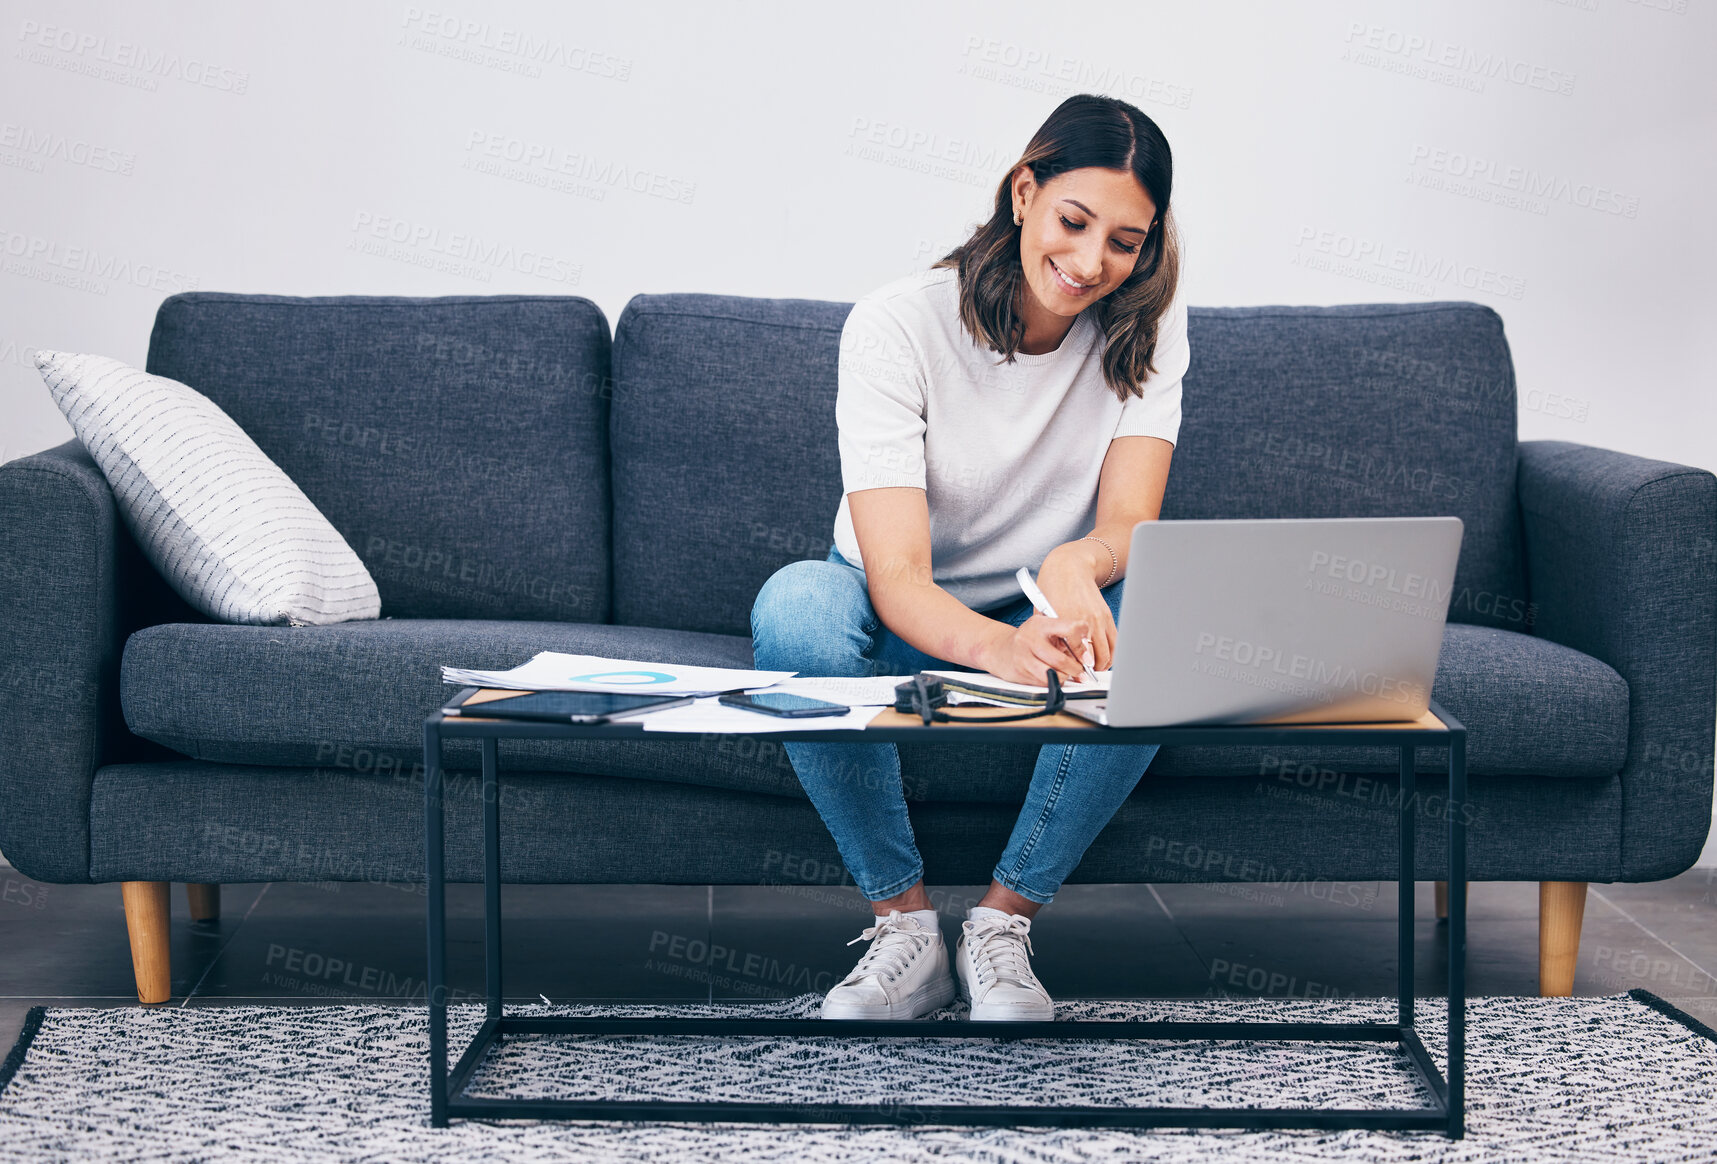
[1034,546,1118,673]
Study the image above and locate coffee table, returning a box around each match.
[423,695,1467,1136]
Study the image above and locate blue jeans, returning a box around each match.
[749,547,1160,906]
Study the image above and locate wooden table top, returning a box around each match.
[862,705,1450,732]
[444,688,1455,738]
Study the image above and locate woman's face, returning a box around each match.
[1012,165,1157,317]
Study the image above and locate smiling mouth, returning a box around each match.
[1048,258,1096,295]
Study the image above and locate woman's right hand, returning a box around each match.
[978,617,1093,686]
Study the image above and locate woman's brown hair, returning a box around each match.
[932,93,1180,403]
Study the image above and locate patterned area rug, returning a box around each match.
[1,992,1713,1162]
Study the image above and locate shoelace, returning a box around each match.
[838,910,934,986]
[962,912,1038,988]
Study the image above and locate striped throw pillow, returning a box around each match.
[35,350,381,626]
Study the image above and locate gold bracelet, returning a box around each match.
[1081,536,1118,587]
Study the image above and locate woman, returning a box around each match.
[750,93,1187,1022]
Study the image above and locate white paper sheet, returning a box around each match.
[638,695,883,733]
[442,651,795,694]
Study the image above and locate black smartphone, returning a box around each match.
[717,691,849,718]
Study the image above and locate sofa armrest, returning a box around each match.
[1517,439,1717,879]
[0,440,192,882]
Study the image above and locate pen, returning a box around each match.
[1015,566,1101,685]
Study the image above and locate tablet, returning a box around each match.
[442,688,695,723]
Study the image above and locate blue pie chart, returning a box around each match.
[567,670,678,686]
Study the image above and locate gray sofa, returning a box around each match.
[2,291,1713,1004]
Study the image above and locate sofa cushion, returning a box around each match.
[609,293,851,637]
[1149,622,1628,781]
[121,620,1626,805]
[1162,303,1529,633]
[609,296,1530,638]
[119,619,820,802]
[145,293,612,623]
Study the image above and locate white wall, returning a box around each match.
[2,0,1713,860]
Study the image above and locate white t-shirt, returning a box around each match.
[832,264,1189,611]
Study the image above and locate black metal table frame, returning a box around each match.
[424,700,1466,1136]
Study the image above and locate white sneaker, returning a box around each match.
[820,910,955,1020]
[955,908,1055,1021]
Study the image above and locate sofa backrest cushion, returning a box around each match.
[1161,303,1528,633]
[610,294,849,636]
[611,295,1527,638]
[146,293,612,622]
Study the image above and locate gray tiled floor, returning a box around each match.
[4,866,1716,1052]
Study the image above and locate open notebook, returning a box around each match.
[922,669,1110,706]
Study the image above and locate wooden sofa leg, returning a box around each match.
[1433,880,1467,920]
[185,883,220,922]
[121,881,171,1004]
[1539,880,1588,997]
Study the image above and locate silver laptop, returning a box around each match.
[1065,517,1464,727]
